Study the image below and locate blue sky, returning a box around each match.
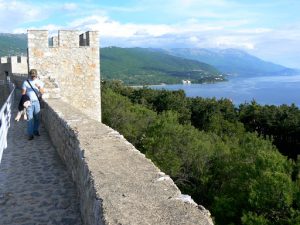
[0,0,299,68]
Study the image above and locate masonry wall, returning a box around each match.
[10,56,28,74]
[27,30,101,122]
[0,56,28,82]
[0,57,10,80]
[41,98,214,225]
[0,83,10,106]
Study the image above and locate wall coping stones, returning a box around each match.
[42,98,214,225]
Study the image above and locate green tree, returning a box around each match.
[241,212,270,225]
[101,87,156,147]
[101,81,300,225]
[141,111,222,199]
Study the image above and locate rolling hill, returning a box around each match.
[0,33,27,56]
[100,47,224,85]
[0,34,224,85]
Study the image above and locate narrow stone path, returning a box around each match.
[0,107,82,225]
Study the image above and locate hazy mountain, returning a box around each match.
[2,33,297,84]
[0,34,224,85]
[162,48,299,77]
[0,33,27,56]
[101,47,224,85]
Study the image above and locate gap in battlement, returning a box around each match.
[79,32,89,47]
[48,38,54,47]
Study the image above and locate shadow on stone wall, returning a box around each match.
[41,98,214,225]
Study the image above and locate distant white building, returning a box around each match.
[182,79,191,84]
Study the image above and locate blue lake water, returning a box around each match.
[150,75,300,107]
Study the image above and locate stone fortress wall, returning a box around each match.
[0,56,28,81]
[3,30,214,225]
[27,30,101,122]
[0,56,27,104]
[42,98,214,225]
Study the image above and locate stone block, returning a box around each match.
[58,30,80,48]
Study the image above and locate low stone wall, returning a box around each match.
[41,98,214,225]
[10,73,27,89]
[0,83,9,106]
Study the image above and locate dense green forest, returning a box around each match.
[101,80,300,225]
[100,47,225,85]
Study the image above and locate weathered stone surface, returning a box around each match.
[42,98,214,225]
[27,30,101,122]
[0,56,27,80]
[0,101,82,225]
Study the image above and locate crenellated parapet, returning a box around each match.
[27,30,101,122]
[0,56,27,66]
[0,56,28,81]
[0,57,8,64]
[0,57,11,81]
[28,30,99,48]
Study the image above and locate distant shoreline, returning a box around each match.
[128,80,226,88]
[129,84,167,88]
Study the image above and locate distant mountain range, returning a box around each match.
[100,47,223,85]
[161,48,299,77]
[0,33,27,56]
[0,33,298,85]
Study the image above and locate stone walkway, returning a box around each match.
[0,108,82,225]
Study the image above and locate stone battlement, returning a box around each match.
[0,56,27,65]
[0,57,8,63]
[0,56,28,81]
[28,30,99,48]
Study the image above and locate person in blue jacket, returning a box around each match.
[21,69,45,140]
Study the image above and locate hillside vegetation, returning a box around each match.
[0,34,225,85]
[2,33,297,84]
[102,80,300,225]
[0,33,27,56]
[101,47,224,85]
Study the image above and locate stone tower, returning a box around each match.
[27,30,101,122]
[0,56,27,80]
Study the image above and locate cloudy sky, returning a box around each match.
[0,0,299,68]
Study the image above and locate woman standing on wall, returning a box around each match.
[21,69,45,140]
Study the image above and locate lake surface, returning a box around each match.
[150,75,300,107]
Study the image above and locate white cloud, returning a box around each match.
[67,15,174,38]
[189,36,199,43]
[0,0,52,32]
[14,24,63,34]
[30,13,288,55]
[62,3,78,11]
[176,0,230,8]
[2,0,300,68]
[214,36,255,49]
[101,5,144,13]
